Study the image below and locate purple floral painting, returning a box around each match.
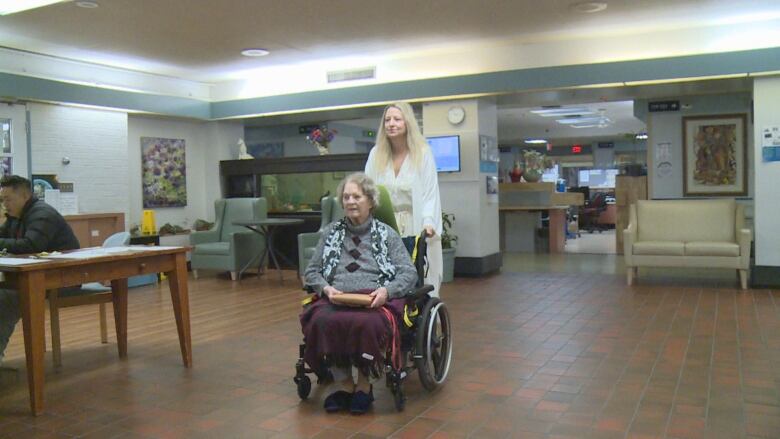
[141,137,187,207]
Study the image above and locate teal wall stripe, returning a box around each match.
[210,47,780,119]
[0,73,210,119]
[2,47,779,120]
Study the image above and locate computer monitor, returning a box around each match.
[578,169,618,188]
[426,135,461,172]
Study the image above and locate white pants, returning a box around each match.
[425,236,443,298]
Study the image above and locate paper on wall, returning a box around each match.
[59,193,78,215]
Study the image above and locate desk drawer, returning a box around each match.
[47,254,177,289]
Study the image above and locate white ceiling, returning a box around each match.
[0,0,771,146]
[1,0,779,84]
[498,101,645,146]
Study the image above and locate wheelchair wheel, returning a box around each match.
[295,375,312,399]
[414,298,452,392]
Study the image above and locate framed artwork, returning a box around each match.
[1,119,10,154]
[682,114,747,196]
[32,174,59,199]
[0,157,11,177]
[248,141,284,158]
[141,137,187,207]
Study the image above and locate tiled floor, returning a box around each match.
[564,230,617,255]
[0,258,778,438]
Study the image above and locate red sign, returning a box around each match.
[571,145,582,154]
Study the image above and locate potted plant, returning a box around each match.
[441,212,458,283]
[522,149,554,182]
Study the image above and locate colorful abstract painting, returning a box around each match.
[141,137,187,207]
[682,114,747,196]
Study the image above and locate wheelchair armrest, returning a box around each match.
[409,284,434,301]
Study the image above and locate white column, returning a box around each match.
[753,77,780,271]
[422,99,500,273]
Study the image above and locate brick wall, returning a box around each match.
[29,103,129,218]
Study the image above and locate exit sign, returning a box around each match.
[571,145,582,154]
[362,130,376,138]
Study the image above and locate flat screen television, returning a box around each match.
[426,135,461,172]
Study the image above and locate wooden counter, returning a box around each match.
[498,183,583,253]
[64,212,125,248]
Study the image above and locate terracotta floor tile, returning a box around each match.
[0,267,777,438]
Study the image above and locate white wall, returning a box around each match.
[640,93,753,199]
[423,98,499,259]
[128,116,243,229]
[753,77,780,266]
[29,103,129,218]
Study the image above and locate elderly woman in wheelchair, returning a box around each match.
[296,172,452,413]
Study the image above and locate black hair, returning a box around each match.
[0,175,32,192]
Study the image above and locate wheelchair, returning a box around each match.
[294,229,453,411]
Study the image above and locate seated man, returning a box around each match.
[302,172,417,414]
[0,175,80,367]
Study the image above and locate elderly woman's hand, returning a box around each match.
[369,287,389,308]
[424,225,436,237]
[323,285,343,300]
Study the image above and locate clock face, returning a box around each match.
[448,106,465,125]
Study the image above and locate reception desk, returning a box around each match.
[498,183,583,253]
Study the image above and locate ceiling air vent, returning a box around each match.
[327,67,376,83]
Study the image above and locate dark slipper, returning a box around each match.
[350,386,374,415]
[323,390,352,413]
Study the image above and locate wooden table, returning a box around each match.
[0,247,192,416]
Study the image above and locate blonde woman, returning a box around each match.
[364,102,443,297]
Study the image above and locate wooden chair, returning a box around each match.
[47,231,131,367]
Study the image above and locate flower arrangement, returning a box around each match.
[306,126,337,155]
[522,150,554,182]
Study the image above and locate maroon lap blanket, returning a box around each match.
[300,291,405,378]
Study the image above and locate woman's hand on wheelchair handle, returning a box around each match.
[369,287,388,308]
[323,286,343,300]
[424,225,436,237]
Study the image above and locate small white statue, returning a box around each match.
[237,138,253,160]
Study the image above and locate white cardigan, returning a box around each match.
[364,145,442,236]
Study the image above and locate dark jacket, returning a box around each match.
[0,196,80,254]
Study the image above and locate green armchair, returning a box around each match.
[298,195,342,279]
[191,198,267,280]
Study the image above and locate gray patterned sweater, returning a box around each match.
[304,217,417,299]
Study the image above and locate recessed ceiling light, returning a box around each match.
[241,48,270,57]
[635,133,648,140]
[530,107,594,117]
[525,139,548,144]
[570,2,608,13]
[75,1,98,8]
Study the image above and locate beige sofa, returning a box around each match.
[623,199,751,289]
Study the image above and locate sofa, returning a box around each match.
[623,199,751,289]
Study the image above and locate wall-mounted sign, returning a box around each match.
[761,126,780,162]
[648,100,680,112]
[571,145,582,154]
[597,142,614,149]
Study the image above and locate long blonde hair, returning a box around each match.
[371,102,428,172]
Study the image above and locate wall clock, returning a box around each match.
[447,106,466,125]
